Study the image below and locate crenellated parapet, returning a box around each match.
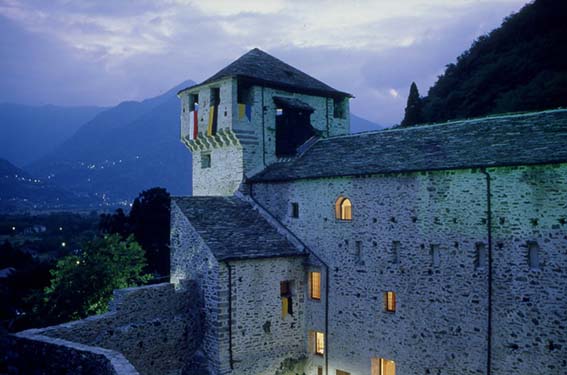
[181,128,241,152]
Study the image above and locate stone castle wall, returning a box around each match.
[250,163,567,375]
[216,257,308,375]
[8,282,198,375]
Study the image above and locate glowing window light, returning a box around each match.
[372,357,396,375]
[384,291,396,312]
[335,196,352,221]
[309,272,321,300]
[315,331,325,355]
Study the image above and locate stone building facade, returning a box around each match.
[173,49,567,375]
[8,49,566,375]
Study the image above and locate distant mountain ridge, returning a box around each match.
[30,81,195,203]
[3,80,381,210]
[0,104,105,166]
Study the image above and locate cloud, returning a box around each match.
[0,0,528,125]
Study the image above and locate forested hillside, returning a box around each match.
[403,0,567,125]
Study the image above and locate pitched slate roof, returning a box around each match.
[173,196,304,261]
[179,48,351,98]
[251,109,567,182]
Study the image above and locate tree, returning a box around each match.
[129,187,171,277]
[42,234,150,324]
[401,82,423,127]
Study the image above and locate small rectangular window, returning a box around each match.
[355,240,363,264]
[475,242,486,270]
[333,97,346,119]
[317,367,323,375]
[189,93,199,111]
[201,153,211,169]
[280,280,293,318]
[384,291,396,313]
[528,241,540,270]
[315,331,324,355]
[392,241,400,264]
[291,202,299,218]
[237,83,252,104]
[309,271,321,300]
[210,87,220,106]
[276,108,283,116]
[372,358,396,375]
[431,244,440,267]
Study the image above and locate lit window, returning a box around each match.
[291,202,299,218]
[276,108,283,116]
[372,358,396,375]
[309,272,321,300]
[315,331,325,355]
[280,281,293,318]
[335,196,352,221]
[384,291,396,312]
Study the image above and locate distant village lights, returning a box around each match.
[61,242,67,247]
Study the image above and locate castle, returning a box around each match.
[9,49,567,375]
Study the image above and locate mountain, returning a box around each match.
[350,114,384,133]
[0,104,105,166]
[409,0,567,125]
[0,158,85,212]
[30,81,195,204]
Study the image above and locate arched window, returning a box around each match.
[335,196,352,221]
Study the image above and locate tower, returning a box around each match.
[177,48,352,196]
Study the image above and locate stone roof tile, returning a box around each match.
[173,196,304,261]
[251,109,567,182]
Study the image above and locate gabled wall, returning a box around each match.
[250,163,567,375]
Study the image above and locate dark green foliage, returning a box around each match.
[419,0,567,124]
[41,234,150,324]
[129,188,171,277]
[99,187,171,277]
[401,82,423,127]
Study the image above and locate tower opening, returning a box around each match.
[274,97,316,157]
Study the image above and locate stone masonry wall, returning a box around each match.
[41,283,197,375]
[251,164,567,375]
[232,84,350,179]
[7,331,138,375]
[216,257,308,375]
[171,200,222,373]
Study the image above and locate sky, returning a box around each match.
[0,0,529,126]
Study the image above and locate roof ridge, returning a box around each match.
[325,108,567,141]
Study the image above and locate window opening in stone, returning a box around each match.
[431,244,440,267]
[384,291,396,312]
[201,153,211,169]
[291,202,299,218]
[528,241,540,270]
[207,89,219,136]
[475,242,486,270]
[189,94,199,111]
[313,331,325,355]
[333,97,347,119]
[355,240,363,264]
[310,271,321,300]
[392,241,400,264]
[335,196,352,221]
[274,97,315,157]
[317,367,323,375]
[336,370,351,375]
[280,280,293,318]
[372,357,396,375]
